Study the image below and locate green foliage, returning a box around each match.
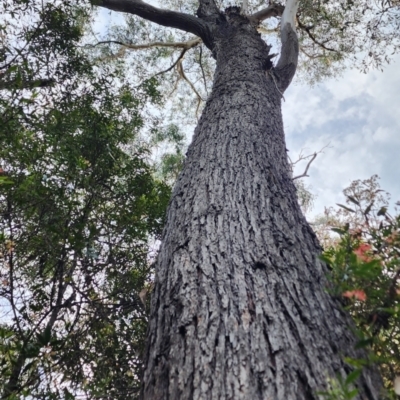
[150,123,186,183]
[317,369,362,400]
[0,1,171,398]
[294,179,315,215]
[318,177,400,398]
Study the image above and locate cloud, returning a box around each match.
[283,55,400,217]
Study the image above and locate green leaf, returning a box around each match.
[0,176,14,185]
[331,227,347,235]
[36,326,51,346]
[345,369,361,385]
[377,207,387,216]
[23,342,40,358]
[347,388,359,399]
[343,357,368,368]
[355,338,374,349]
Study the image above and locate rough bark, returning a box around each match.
[140,8,382,400]
[197,0,221,22]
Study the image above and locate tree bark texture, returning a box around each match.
[141,9,382,400]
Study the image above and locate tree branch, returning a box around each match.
[198,45,209,96]
[300,45,326,60]
[272,0,299,93]
[89,37,201,63]
[290,144,329,180]
[292,153,317,180]
[176,59,204,117]
[249,3,285,22]
[90,37,202,51]
[297,18,336,52]
[154,48,187,76]
[95,0,213,48]
[257,25,279,34]
[197,0,221,21]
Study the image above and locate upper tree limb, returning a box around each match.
[95,0,214,48]
[249,3,285,22]
[273,0,299,93]
[197,0,221,21]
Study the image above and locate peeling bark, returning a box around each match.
[273,22,299,93]
[140,8,382,400]
[274,0,299,92]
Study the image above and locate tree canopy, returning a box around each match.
[90,0,400,113]
[0,1,170,398]
[1,0,400,398]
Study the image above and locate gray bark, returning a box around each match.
[140,8,382,400]
[197,0,221,21]
[91,1,383,398]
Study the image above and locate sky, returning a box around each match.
[284,55,400,217]
[94,4,400,219]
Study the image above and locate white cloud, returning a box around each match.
[283,55,400,217]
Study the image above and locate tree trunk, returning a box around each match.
[141,10,381,400]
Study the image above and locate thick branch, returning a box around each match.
[96,0,213,48]
[272,0,299,93]
[257,25,279,34]
[249,3,285,22]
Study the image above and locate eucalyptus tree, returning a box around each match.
[90,0,400,399]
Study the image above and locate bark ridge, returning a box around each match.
[141,10,382,400]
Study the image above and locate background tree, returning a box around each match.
[88,0,400,399]
[0,1,170,398]
[315,176,400,398]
